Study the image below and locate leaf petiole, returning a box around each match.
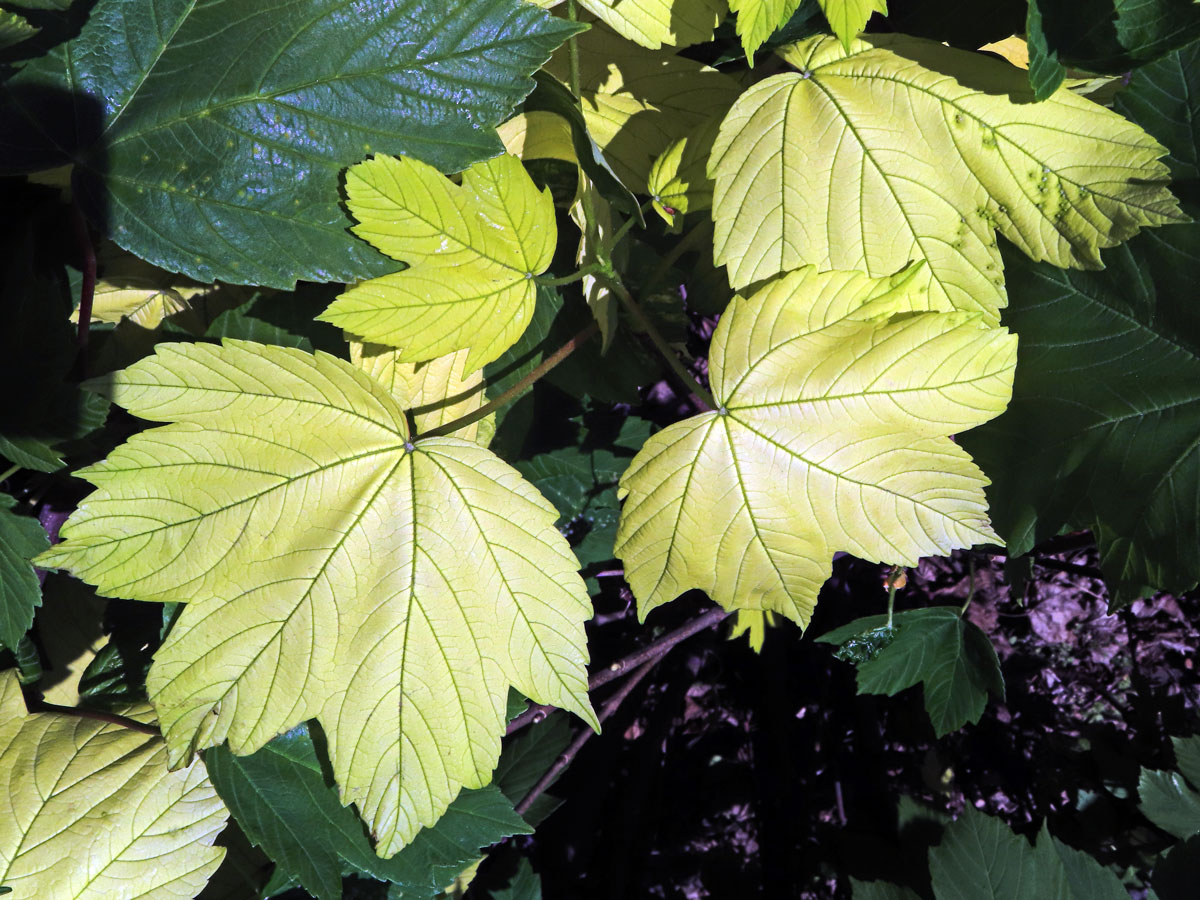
[601,276,718,411]
[418,322,599,440]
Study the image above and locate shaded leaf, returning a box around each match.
[615,265,1015,627]
[1025,0,1067,101]
[320,154,556,373]
[1154,833,1200,900]
[647,116,722,226]
[205,723,530,900]
[545,25,741,189]
[0,670,228,898]
[958,237,1200,602]
[491,858,542,900]
[1139,769,1200,840]
[37,340,596,856]
[1035,0,1200,73]
[0,10,37,49]
[851,878,922,900]
[0,0,578,287]
[709,34,1182,317]
[0,493,47,652]
[817,608,1004,736]
[929,806,1129,899]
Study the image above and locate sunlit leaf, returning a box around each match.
[350,343,493,445]
[709,34,1183,318]
[728,0,805,62]
[37,340,596,856]
[320,154,555,373]
[614,265,1015,626]
[578,0,728,49]
[819,0,888,50]
[0,670,228,898]
[647,116,722,225]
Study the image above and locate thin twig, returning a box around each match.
[515,657,657,818]
[418,322,597,440]
[601,277,717,411]
[70,203,96,370]
[507,605,730,735]
[31,701,160,737]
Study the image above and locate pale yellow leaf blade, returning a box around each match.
[615,267,1016,627]
[647,115,722,225]
[709,35,1184,318]
[578,0,728,49]
[818,0,888,50]
[350,343,493,444]
[0,671,228,899]
[728,0,803,62]
[320,154,556,372]
[36,341,595,857]
[76,247,212,329]
[498,111,576,163]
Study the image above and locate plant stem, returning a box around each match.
[602,277,717,411]
[0,464,19,484]
[886,578,897,630]
[515,657,657,818]
[535,264,605,288]
[31,701,161,737]
[70,202,96,369]
[418,322,598,441]
[607,200,654,252]
[507,605,730,735]
[961,556,977,615]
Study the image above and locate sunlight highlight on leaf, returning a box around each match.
[36,341,596,857]
[729,0,804,62]
[615,265,1016,626]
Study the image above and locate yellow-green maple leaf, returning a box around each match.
[0,671,228,898]
[349,343,493,445]
[819,0,888,50]
[728,0,804,62]
[647,116,722,225]
[709,35,1184,318]
[319,154,556,374]
[546,26,741,188]
[578,0,728,49]
[36,340,596,857]
[614,265,1016,626]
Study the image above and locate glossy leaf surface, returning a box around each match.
[0,0,576,287]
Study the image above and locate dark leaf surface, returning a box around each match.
[205,723,530,900]
[0,0,579,286]
[0,493,47,652]
[818,608,1004,737]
